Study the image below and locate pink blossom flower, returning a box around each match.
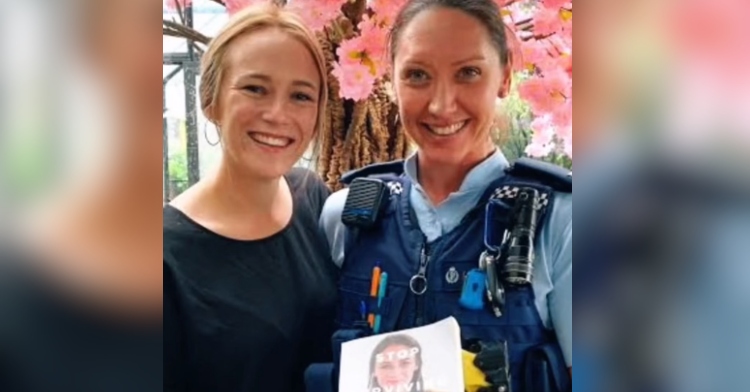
[532,115,556,144]
[560,22,573,43]
[335,17,390,80]
[357,16,390,77]
[287,0,348,32]
[518,72,569,115]
[560,54,572,79]
[533,7,562,37]
[520,39,550,70]
[336,37,366,67]
[370,0,408,25]
[224,0,268,15]
[525,115,556,158]
[525,116,555,158]
[543,0,570,10]
[332,61,376,101]
[552,101,572,131]
[559,123,572,157]
[505,2,533,22]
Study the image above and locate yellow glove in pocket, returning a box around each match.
[462,350,490,392]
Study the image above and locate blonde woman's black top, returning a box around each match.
[163,168,338,392]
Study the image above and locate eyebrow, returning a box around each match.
[452,55,486,66]
[239,72,318,90]
[401,55,487,68]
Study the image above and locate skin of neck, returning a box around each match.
[207,156,286,219]
[417,138,497,206]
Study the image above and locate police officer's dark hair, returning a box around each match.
[388,0,512,69]
[368,334,425,391]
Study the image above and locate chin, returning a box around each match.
[243,160,293,181]
[420,147,471,165]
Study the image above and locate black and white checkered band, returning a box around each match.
[386,181,403,196]
[490,185,550,211]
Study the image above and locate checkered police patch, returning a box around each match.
[490,186,550,210]
[386,181,403,196]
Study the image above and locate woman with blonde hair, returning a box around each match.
[164,4,337,391]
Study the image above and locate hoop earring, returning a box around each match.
[204,122,221,146]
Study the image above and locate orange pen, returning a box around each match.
[368,264,381,327]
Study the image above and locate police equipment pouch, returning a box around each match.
[469,340,512,392]
[501,187,540,285]
[341,178,388,228]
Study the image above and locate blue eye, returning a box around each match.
[458,67,481,80]
[404,69,430,83]
[243,85,266,94]
[293,92,314,102]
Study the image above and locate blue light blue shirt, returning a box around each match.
[319,149,572,366]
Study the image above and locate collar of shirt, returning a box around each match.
[403,149,510,242]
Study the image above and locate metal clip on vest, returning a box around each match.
[479,250,505,317]
[482,201,507,317]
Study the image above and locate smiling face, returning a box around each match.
[392,6,510,167]
[373,344,420,389]
[209,27,321,180]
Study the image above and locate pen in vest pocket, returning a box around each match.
[373,272,388,334]
[368,263,381,328]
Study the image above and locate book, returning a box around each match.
[338,317,464,392]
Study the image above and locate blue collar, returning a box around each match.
[403,149,510,195]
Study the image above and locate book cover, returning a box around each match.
[338,317,464,392]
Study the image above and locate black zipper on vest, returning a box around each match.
[413,242,431,327]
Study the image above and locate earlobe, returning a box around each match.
[498,67,512,98]
[205,103,217,124]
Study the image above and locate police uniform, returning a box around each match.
[308,150,572,392]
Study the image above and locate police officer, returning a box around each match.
[312,1,572,391]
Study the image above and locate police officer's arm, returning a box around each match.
[319,188,350,268]
[546,192,573,371]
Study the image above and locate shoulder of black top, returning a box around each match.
[285,167,330,196]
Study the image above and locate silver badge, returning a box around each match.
[445,267,460,284]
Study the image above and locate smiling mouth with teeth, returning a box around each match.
[247,132,294,148]
[425,120,468,136]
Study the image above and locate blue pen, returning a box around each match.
[373,272,388,334]
[360,300,367,321]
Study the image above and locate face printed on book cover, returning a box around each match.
[374,345,419,389]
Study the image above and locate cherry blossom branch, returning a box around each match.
[501,0,522,7]
[163,19,212,45]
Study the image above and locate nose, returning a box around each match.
[428,80,458,117]
[261,95,290,124]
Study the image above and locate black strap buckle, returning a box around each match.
[471,340,512,392]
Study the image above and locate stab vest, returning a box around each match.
[306,158,572,392]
